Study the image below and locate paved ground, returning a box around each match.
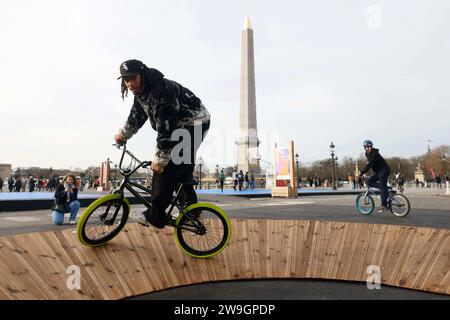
[131,279,450,300]
[0,188,449,236]
[0,187,360,201]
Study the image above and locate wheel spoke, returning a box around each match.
[177,208,228,256]
[390,195,410,217]
[81,199,127,243]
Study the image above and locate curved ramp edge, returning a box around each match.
[0,219,448,299]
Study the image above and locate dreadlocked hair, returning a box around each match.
[121,80,128,100]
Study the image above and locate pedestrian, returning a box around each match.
[218,170,225,192]
[21,177,27,192]
[396,173,405,193]
[50,177,58,192]
[29,176,35,192]
[51,173,80,225]
[232,169,238,191]
[244,172,249,190]
[238,170,244,191]
[15,178,22,192]
[249,170,255,190]
[436,175,442,189]
[348,173,355,190]
[39,179,45,191]
[7,176,13,192]
[0,177,3,192]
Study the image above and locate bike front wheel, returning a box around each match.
[356,193,375,215]
[389,194,411,217]
[174,203,231,258]
[77,194,130,246]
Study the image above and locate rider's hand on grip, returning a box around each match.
[151,162,164,174]
[114,133,127,146]
[141,161,152,168]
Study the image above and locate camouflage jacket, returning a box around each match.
[119,68,210,166]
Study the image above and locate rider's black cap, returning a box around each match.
[117,59,145,80]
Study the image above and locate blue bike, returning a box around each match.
[356,185,411,217]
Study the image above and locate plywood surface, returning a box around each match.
[0,219,448,299]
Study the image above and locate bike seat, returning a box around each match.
[180,177,198,187]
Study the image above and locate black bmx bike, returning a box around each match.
[76,143,231,258]
[355,184,411,217]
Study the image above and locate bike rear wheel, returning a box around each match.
[174,203,231,258]
[77,194,130,246]
[389,194,411,217]
[356,193,375,215]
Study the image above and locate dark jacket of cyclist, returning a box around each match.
[115,59,210,228]
[359,141,391,211]
[360,148,390,176]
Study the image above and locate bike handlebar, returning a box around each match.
[112,143,152,175]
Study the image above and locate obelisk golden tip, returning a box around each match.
[243,16,253,29]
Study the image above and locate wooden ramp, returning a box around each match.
[0,219,448,299]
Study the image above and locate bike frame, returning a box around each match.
[361,185,394,209]
[111,143,201,231]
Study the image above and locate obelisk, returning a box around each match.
[237,16,261,175]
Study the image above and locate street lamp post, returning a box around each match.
[443,153,448,177]
[295,153,299,188]
[198,158,203,190]
[330,142,337,190]
[199,164,202,189]
[114,164,118,188]
[335,156,339,185]
[106,157,112,190]
[444,152,450,195]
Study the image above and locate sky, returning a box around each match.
[1,0,449,171]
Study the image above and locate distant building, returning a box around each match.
[0,164,12,180]
[414,163,425,183]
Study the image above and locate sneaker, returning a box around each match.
[377,205,388,213]
[69,220,76,225]
[131,209,150,226]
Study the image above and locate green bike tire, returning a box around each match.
[356,193,375,215]
[77,194,130,247]
[174,202,231,258]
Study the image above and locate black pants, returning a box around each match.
[147,121,210,228]
[368,169,390,206]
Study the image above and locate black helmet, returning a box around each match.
[363,140,373,148]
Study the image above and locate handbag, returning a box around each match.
[52,199,65,212]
